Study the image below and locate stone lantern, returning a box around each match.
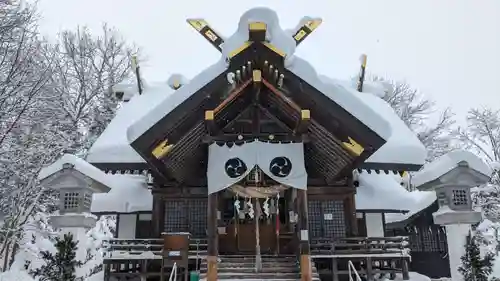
[413,150,491,281]
[38,154,112,258]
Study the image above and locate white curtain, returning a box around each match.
[207,140,308,194]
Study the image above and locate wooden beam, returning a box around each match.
[295,109,311,134]
[214,79,251,114]
[292,18,322,46]
[202,133,310,143]
[186,19,224,52]
[248,22,267,42]
[205,110,217,135]
[151,139,173,159]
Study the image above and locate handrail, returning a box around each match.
[169,262,177,281]
[347,260,361,281]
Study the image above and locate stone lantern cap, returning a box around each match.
[412,150,492,191]
[38,154,112,193]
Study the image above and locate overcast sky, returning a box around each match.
[37,0,500,119]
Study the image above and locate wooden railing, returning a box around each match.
[103,238,208,260]
[310,236,410,257]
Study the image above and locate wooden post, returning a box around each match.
[331,258,339,281]
[297,189,312,281]
[401,258,410,280]
[366,257,373,281]
[207,193,219,281]
[152,195,165,237]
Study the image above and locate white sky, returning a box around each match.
[37,0,500,119]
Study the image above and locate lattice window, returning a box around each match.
[63,192,80,210]
[321,201,346,238]
[437,227,448,251]
[420,227,439,252]
[188,199,208,238]
[408,228,423,251]
[308,200,322,238]
[452,189,468,206]
[164,200,187,233]
[83,193,92,210]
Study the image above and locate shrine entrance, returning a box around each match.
[219,190,291,255]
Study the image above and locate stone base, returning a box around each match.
[49,214,97,230]
[433,209,481,225]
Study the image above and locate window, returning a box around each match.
[452,189,468,206]
[83,193,92,210]
[437,190,447,207]
[63,192,80,210]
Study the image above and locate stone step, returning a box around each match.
[199,272,321,280]
[201,261,298,267]
[199,266,302,273]
[201,263,298,269]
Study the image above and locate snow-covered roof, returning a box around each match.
[355,173,411,212]
[412,150,492,188]
[353,171,436,222]
[38,154,115,190]
[91,174,152,213]
[385,190,436,224]
[221,8,296,63]
[86,83,175,163]
[320,77,426,167]
[127,8,392,146]
[126,61,227,143]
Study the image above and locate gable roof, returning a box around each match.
[86,83,175,164]
[318,76,426,170]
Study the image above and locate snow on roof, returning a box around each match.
[355,173,412,212]
[91,174,152,213]
[289,58,392,142]
[353,171,436,222]
[222,7,296,64]
[385,190,436,224]
[319,76,426,167]
[412,150,492,188]
[38,154,115,190]
[86,82,175,163]
[126,61,227,143]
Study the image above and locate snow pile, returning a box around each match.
[412,150,492,188]
[87,82,175,163]
[77,216,115,279]
[38,154,113,191]
[1,215,115,281]
[91,174,152,213]
[385,190,436,224]
[167,73,190,89]
[355,172,412,212]
[380,272,432,281]
[0,270,35,281]
[221,7,296,64]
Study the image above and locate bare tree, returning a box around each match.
[0,14,137,269]
[0,3,53,148]
[371,76,456,161]
[454,108,500,224]
[49,24,137,151]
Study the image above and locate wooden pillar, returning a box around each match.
[297,189,312,281]
[366,257,374,281]
[207,193,218,281]
[152,195,165,237]
[401,258,410,280]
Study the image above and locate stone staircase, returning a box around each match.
[199,255,321,280]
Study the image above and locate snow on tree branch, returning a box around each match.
[370,75,456,161]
